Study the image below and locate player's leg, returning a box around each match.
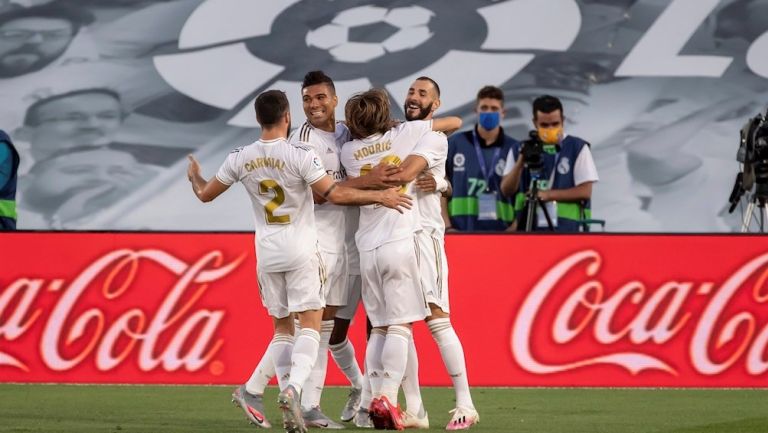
[330,274,365,422]
[301,251,346,429]
[422,231,478,430]
[278,255,325,433]
[232,272,294,429]
[370,237,429,431]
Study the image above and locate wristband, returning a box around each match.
[435,176,449,193]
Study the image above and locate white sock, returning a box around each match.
[401,336,424,417]
[365,328,387,398]
[256,333,293,392]
[359,358,373,411]
[380,325,411,402]
[287,328,321,394]
[429,318,474,409]
[245,347,276,395]
[330,338,364,389]
[301,320,333,410]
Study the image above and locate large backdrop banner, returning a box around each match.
[2,0,768,232]
[1,232,768,387]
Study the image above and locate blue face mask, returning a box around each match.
[478,112,500,131]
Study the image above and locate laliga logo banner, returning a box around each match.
[152,0,581,127]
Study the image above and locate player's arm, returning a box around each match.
[310,175,412,213]
[414,172,452,197]
[432,116,462,135]
[187,155,230,202]
[339,163,403,190]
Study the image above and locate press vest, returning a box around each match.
[0,130,19,230]
[446,128,519,231]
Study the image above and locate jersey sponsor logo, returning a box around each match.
[557,156,571,175]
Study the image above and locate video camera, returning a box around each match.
[728,109,768,212]
[520,130,546,174]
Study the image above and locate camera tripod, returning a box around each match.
[741,193,768,233]
[524,176,555,232]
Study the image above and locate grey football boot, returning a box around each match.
[302,406,345,429]
[352,408,373,428]
[231,385,272,428]
[340,387,362,422]
[277,385,307,433]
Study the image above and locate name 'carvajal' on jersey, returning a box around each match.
[244,157,286,171]
[353,141,391,160]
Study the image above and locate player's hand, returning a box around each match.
[379,187,412,213]
[367,163,403,189]
[414,172,437,192]
[187,155,201,181]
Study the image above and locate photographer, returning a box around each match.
[500,95,598,232]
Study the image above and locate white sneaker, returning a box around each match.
[402,410,429,429]
[445,407,479,430]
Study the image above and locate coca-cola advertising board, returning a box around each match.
[1,232,767,387]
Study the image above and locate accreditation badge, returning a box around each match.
[537,200,558,228]
[478,191,498,221]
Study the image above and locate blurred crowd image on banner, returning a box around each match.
[0,0,765,231]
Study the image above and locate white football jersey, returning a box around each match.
[288,121,350,254]
[340,120,442,251]
[416,131,448,232]
[216,138,326,272]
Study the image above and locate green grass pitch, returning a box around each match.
[0,385,766,432]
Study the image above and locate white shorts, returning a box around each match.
[257,253,325,319]
[359,236,429,327]
[321,250,348,307]
[335,274,362,320]
[416,230,450,313]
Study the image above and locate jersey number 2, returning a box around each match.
[259,179,290,224]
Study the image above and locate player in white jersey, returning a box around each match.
[399,77,479,430]
[340,88,461,430]
[235,73,399,429]
[186,90,411,433]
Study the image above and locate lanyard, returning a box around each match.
[472,130,501,190]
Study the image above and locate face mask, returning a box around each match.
[537,126,563,144]
[478,112,500,131]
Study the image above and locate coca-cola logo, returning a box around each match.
[0,249,244,373]
[512,250,768,377]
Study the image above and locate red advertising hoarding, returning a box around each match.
[1,232,767,387]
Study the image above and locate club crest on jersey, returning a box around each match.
[312,156,323,170]
[495,159,506,177]
[557,156,570,175]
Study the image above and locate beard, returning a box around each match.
[404,101,433,121]
[0,44,68,78]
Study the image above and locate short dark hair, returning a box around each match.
[24,88,122,126]
[532,95,564,119]
[477,85,504,104]
[254,90,289,126]
[415,76,440,97]
[344,89,391,139]
[0,3,94,30]
[302,70,335,93]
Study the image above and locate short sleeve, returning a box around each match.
[502,147,517,176]
[412,131,447,169]
[298,147,327,185]
[574,145,599,185]
[215,151,240,185]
